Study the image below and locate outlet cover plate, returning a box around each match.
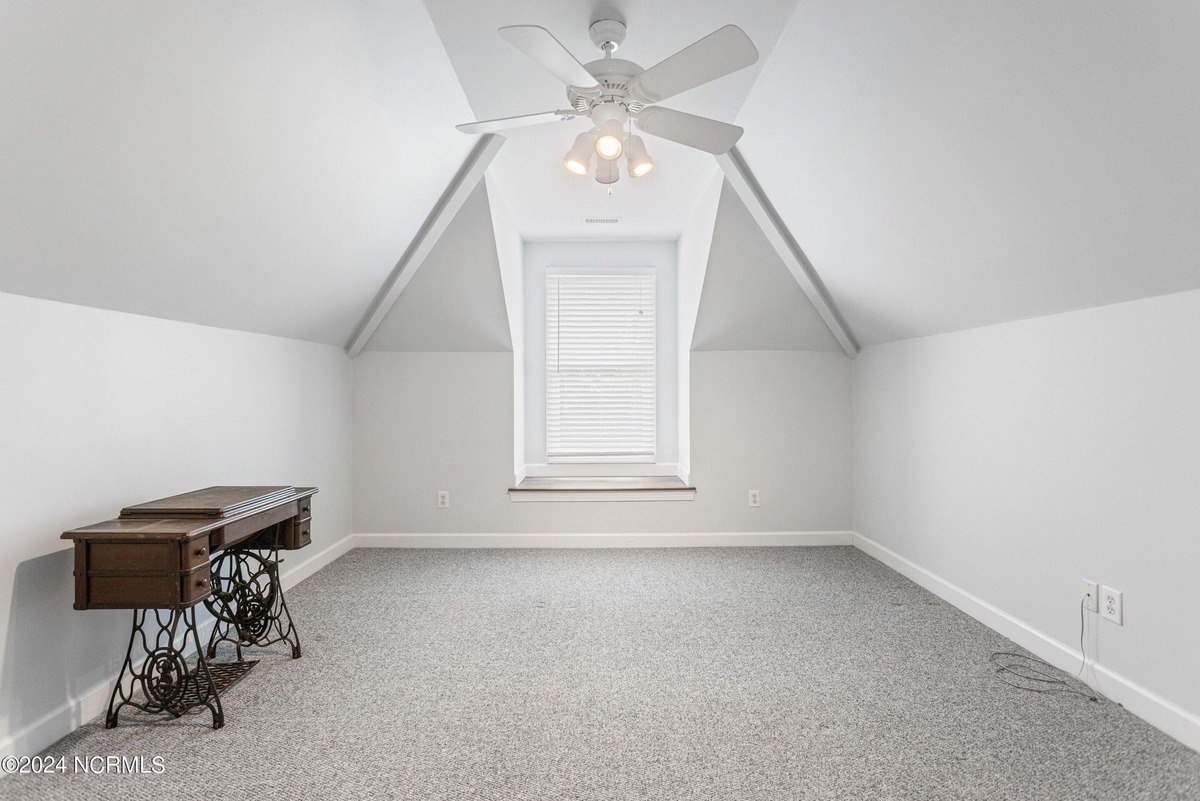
[1081,579,1099,612]
[437,491,450,509]
[748,490,760,508]
[1100,585,1123,624]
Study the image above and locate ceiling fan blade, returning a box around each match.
[628,25,759,104]
[634,106,744,155]
[456,110,577,135]
[498,25,600,90]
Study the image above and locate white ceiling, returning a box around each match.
[4,2,1197,351]
[692,183,841,352]
[423,0,799,239]
[0,0,475,345]
[737,0,1200,345]
[365,184,512,352]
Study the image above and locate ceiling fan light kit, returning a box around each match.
[563,131,595,175]
[594,119,625,161]
[457,19,759,187]
[626,135,654,177]
[595,157,620,186]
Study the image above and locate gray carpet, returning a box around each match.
[3,547,1198,800]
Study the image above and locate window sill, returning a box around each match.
[522,462,685,479]
[508,476,696,503]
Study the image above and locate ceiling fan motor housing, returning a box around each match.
[568,58,645,112]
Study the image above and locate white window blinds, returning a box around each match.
[546,269,656,461]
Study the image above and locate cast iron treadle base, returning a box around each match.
[205,546,302,661]
[177,659,257,709]
[105,606,234,730]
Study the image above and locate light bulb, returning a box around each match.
[595,134,623,160]
[626,135,653,177]
[593,119,624,161]
[562,132,595,176]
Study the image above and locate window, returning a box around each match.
[546,267,656,461]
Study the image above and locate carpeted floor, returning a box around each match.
[3,547,1198,800]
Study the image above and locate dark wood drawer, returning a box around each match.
[88,573,178,609]
[181,538,211,570]
[287,518,311,550]
[180,563,212,606]
[90,542,176,574]
[297,496,313,519]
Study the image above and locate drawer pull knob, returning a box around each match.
[196,578,209,588]
[195,547,207,557]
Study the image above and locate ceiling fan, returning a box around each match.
[456,19,759,185]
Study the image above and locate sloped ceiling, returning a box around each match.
[5,2,1195,351]
[423,0,798,239]
[0,1,475,345]
[736,0,1200,345]
[364,184,511,352]
[692,182,841,352]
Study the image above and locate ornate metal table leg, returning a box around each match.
[105,606,227,729]
[105,609,145,729]
[189,607,225,728]
[274,566,302,659]
[205,546,301,660]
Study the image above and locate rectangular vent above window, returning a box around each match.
[584,217,621,224]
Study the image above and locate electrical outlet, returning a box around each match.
[1100,585,1123,625]
[1081,579,1098,612]
[436,491,450,510]
[748,490,760,508]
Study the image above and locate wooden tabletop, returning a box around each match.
[120,485,297,518]
[61,516,222,541]
[63,486,317,541]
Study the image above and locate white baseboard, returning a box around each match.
[852,532,1200,753]
[0,533,356,760]
[276,532,356,590]
[353,531,854,549]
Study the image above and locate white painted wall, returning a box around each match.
[363,184,511,352]
[692,182,841,352]
[853,288,1200,734]
[0,291,353,755]
[523,240,679,467]
[676,174,724,480]
[354,350,850,533]
[485,176,526,481]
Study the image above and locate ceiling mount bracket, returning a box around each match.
[589,19,626,54]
